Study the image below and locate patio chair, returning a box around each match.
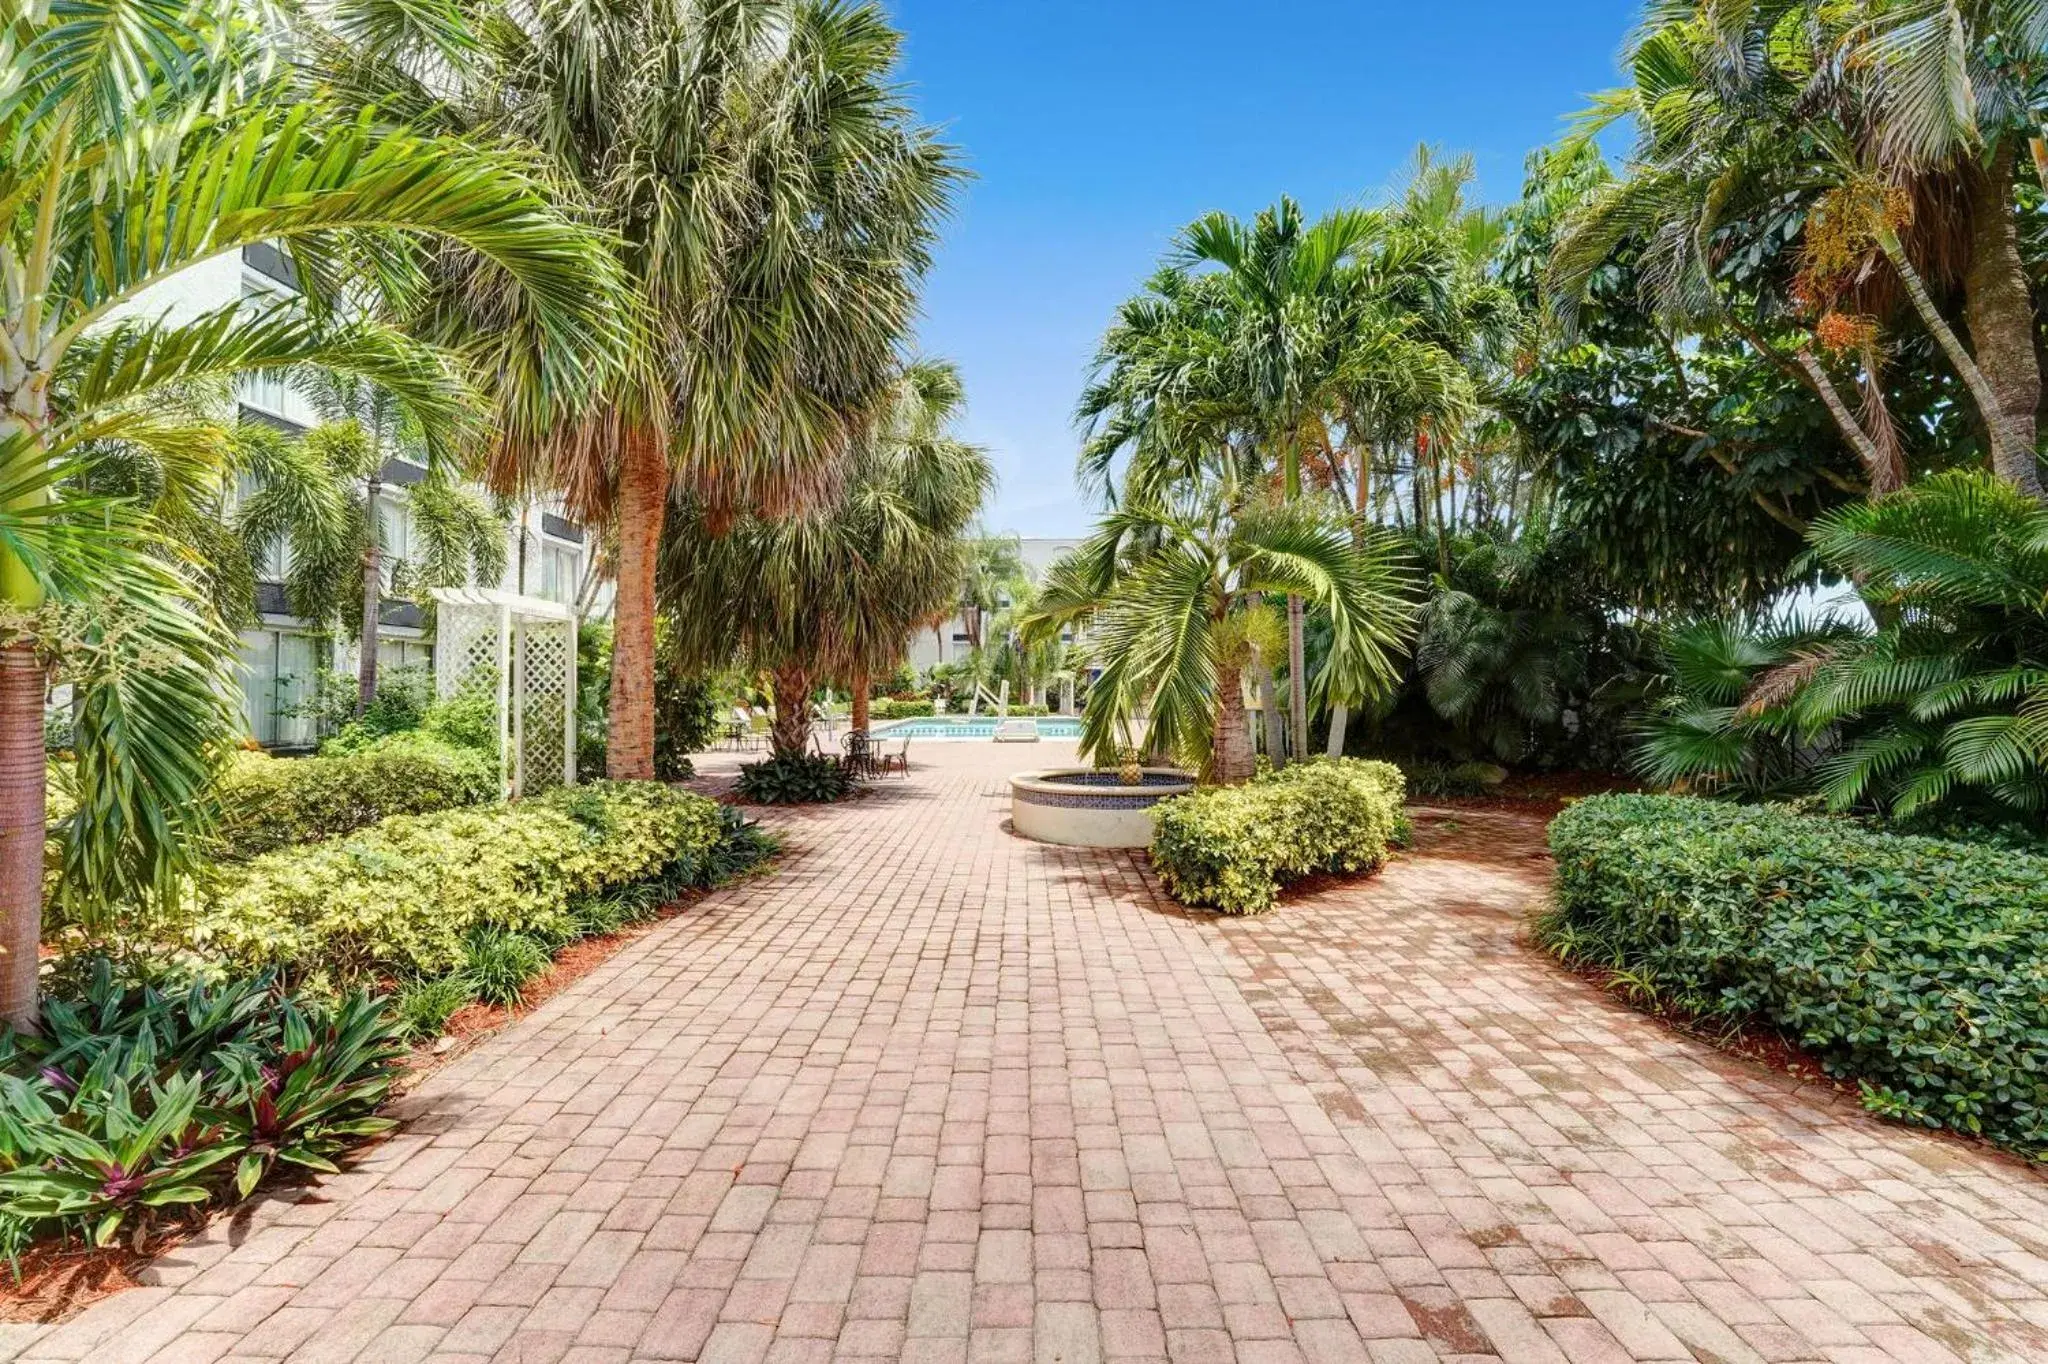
[841,729,878,779]
[878,734,910,778]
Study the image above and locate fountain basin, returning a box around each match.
[1010,768,1196,848]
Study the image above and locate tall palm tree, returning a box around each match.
[960,534,1026,654]
[1170,199,1386,762]
[0,0,622,1024]
[1081,204,1469,760]
[661,359,993,756]
[1024,486,1413,784]
[351,0,962,779]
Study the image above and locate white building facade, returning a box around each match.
[904,537,1079,673]
[150,244,599,748]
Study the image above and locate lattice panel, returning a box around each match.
[437,606,500,701]
[516,619,573,796]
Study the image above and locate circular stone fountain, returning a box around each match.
[1009,768,1196,848]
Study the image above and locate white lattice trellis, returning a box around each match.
[431,589,578,798]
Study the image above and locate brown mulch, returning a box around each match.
[0,1233,183,1324]
[1427,769,1640,820]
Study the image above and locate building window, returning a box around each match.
[376,638,434,676]
[237,368,295,421]
[379,499,412,590]
[238,630,320,748]
[234,471,290,581]
[539,542,579,604]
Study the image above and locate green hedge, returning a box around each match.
[184,782,737,981]
[871,698,936,719]
[1544,795,2048,1154]
[212,736,498,860]
[1150,759,1405,915]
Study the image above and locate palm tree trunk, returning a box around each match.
[1285,594,1306,764]
[851,664,871,732]
[1326,440,1371,758]
[1963,145,2045,499]
[1256,662,1285,765]
[1213,659,1254,784]
[1878,228,2034,493]
[607,427,669,780]
[770,664,811,758]
[357,472,382,717]
[0,643,41,1029]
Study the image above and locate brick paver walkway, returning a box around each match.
[12,743,2048,1363]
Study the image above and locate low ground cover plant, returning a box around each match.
[736,753,857,804]
[1150,759,1405,915]
[0,962,403,1257]
[1543,794,2048,1156]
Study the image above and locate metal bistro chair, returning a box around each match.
[841,729,879,780]
[878,733,910,778]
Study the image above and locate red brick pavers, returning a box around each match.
[7,744,2047,1363]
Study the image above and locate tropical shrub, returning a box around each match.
[211,739,498,860]
[1636,473,2048,823]
[1543,795,2048,1154]
[736,753,857,805]
[654,656,717,781]
[182,783,741,980]
[1151,760,1405,915]
[870,698,936,720]
[0,963,403,1250]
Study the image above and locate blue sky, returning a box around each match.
[885,0,1643,537]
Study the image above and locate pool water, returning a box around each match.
[874,717,1083,740]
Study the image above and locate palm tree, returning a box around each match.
[354,0,962,780]
[235,417,508,694]
[1080,203,1472,760]
[0,0,622,1024]
[1638,471,2048,820]
[1027,428,1413,783]
[661,360,993,757]
[1169,199,1388,763]
[960,534,1027,654]
[1554,1,2048,498]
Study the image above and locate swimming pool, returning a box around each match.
[873,716,1083,740]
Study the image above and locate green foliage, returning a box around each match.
[870,698,935,719]
[0,963,401,1249]
[389,976,474,1042]
[654,653,714,781]
[1150,760,1406,915]
[1398,760,1503,799]
[578,621,612,780]
[736,754,857,805]
[314,666,435,753]
[1543,795,2048,1155]
[419,694,501,759]
[182,784,734,980]
[211,739,497,861]
[460,929,552,1007]
[1636,472,2048,823]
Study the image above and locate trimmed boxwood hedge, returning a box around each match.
[184,782,752,982]
[1150,759,1405,915]
[212,735,498,860]
[1544,794,2048,1155]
